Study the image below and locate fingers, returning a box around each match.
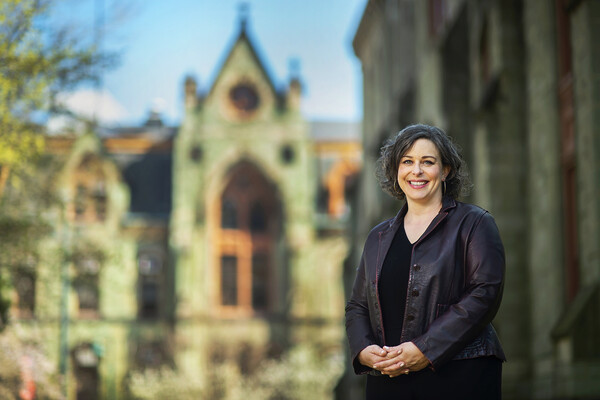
[360,345,391,368]
[382,362,410,377]
[361,343,426,375]
[373,357,405,372]
[380,360,407,374]
[358,345,389,368]
[374,346,387,357]
[375,342,425,377]
[383,345,403,357]
[368,344,387,357]
[387,368,410,378]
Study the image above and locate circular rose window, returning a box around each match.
[229,83,260,115]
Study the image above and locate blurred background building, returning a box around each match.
[7,13,361,399]
[338,0,600,399]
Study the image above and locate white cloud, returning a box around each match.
[46,115,86,135]
[56,89,129,125]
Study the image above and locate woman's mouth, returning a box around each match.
[409,180,428,189]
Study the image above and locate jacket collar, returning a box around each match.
[388,196,457,230]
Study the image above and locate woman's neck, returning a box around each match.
[403,198,443,244]
[405,197,443,219]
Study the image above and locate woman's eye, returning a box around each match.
[423,160,434,165]
[402,160,412,165]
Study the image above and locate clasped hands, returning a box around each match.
[358,342,430,378]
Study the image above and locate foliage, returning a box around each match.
[0,274,11,334]
[127,367,205,400]
[0,324,63,400]
[0,154,60,329]
[127,345,344,400]
[0,0,115,192]
[0,0,114,324]
[0,1,117,397]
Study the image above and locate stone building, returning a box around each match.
[340,0,600,399]
[7,16,360,399]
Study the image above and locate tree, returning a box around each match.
[0,0,116,327]
[0,0,114,196]
[0,2,121,398]
[0,153,58,329]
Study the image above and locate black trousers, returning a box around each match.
[365,356,502,400]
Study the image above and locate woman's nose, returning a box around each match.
[412,162,422,174]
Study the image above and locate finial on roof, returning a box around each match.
[239,2,249,32]
[288,58,301,80]
[287,58,302,110]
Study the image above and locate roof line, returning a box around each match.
[204,18,281,98]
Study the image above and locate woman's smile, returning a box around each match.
[397,138,449,205]
[408,180,428,188]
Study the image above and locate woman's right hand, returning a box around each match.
[358,345,390,369]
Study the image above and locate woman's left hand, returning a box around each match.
[373,342,430,377]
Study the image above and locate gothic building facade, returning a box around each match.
[8,18,360,399]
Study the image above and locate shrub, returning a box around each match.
[127,345,344,400]
[0,325,63,400]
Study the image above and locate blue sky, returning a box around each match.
[54,0,367,126]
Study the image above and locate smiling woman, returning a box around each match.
[376,124,470,202]
[396,138,449,210]
[346,124,506,400]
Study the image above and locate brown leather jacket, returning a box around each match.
[345,197,506,374]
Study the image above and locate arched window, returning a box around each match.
[74,257,101,317]
[220,255,238,306]
[250,202,267,232]
[12,266,35,318]
[137,251,163,319]
[323,160,361,218]
[71,154,107,223]
[93,181,107,221]
[251,253,269,310]
[75,185,87,218]
[221,199,238,228]
[72,343,100,400]
[215,162,281,315]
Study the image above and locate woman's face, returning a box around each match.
[397,138,450,206]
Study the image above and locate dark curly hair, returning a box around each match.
[376,124,471,200]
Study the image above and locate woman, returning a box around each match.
[345,124,506,399]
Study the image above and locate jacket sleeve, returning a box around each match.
[412,211,505,369]
[345,247,377,375]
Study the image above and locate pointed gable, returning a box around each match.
[203,19,282,122]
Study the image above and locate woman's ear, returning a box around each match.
[443,166,451,180]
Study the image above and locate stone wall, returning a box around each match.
[347,1,600,398]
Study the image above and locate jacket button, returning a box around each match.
[413,264,421,271]
[411,290,419,297]
[406,315,415,321]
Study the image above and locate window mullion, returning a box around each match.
[239,231,253,310]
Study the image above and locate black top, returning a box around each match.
[378,223,412,346]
